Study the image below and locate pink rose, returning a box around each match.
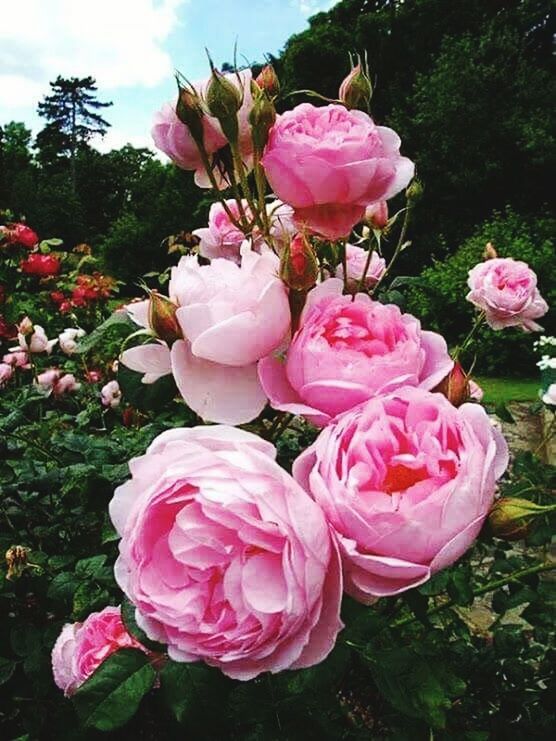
[335,244,386,289]
[259,279,453,426]
[109,425,343,680]
[2,351,29,368]
[101,379,122,408]
[466,257,548,332]
[52,606,146,696]
[36,369,80,396]
[122,246,290,425]
[294,387,509,602]
[0,362,13,386]
[193,200,251,262]
[152,70,253,189]
[364,201,388,230]
[261,104,414,240]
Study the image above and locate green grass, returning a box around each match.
[476,377,539,405]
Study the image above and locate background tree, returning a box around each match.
[37,76,112,191]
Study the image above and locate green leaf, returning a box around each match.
[74,311,135,355]
[72,648,155,731]
[368,646,466,729]
[48,572,78,602]
[494,402,515,424]
[159,661,217,724]
[75,554,107,579]
[121,599,165,653]
[0,657,16,685]
[448,570,474,606]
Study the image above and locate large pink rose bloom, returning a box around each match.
[121,246,290,425]
[109,426,343,680]
[259,279,452,426]
[294,387,509,603]
[152,70,253,189]
[51,606,146,696]
[466,257,548,332]
[261,103,414,240]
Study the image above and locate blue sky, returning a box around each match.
[0,0,338,153]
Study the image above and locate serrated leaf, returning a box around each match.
[73,648,155,731]
[48,572,78,602]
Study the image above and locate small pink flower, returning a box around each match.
[466,257,548,332]
[335,244,386,289]
[2,351,29,368]
[152,70,253,189]
[101,379,122,408]
[364,201,388,230]
[262,104,413,240]
[52,606,147,696]
[59,328,86,355]
[54,373,81,395]
[36,370,80,396]
[259,278,453,426]
[293,387,509,602]
[109,426,343,680]
[193,200,252,262]
[0,362,14,386]
[13,323,57,354]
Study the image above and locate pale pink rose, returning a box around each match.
[265,200,297,252]
[193,200,251,262]
[469,379,484,402]
[13,324,57,354]
[101,379,122,408]
[335,244,386,289]
[152,70,254,189]
[262,103,414,240]
[364,201,388,230]
[294,387,509,602]
[52,606,146,696]
[466,257,548,332]
[3,351,29,368]
[122,246,290,425]
[259,278,453,426]
[0,362,13,386]
[110,425,343,680]
[36,369,80,396]
[59,327,85,355]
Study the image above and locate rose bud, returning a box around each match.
[433,362,470,407]
[5,545,31,580]
[176,83,205,146]
[364,201,388,231]
[406,179,424,202]
[205,68,242,143]
[483,241,498,260]
[255,64,280,98]
[148,292,182,344]
[249,87,277,153]
[280,233,319,292]
[339,62,372,111]
[489,497,555,541]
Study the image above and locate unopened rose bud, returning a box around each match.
[364,202,388,231]
[483,242,497,260]
[280,233,319,292]
[18,316,33,336]
[489,497,554,541]
[148,292,182,344]
[176,84,205,145]
[206,69,242,144]
[249,89,277,154]
[433,362,470,407]
[6,545,30,580]
[406,179,423,202]
[339,63,372,111]
[255,64,280,98]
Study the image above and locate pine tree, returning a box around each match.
[37,76,112,191]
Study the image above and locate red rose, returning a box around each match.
[9,223,39,248]
[50,291,65,305]
[21,253,61,277]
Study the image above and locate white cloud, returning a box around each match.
[91,128,157,155]
[0,0,186,110]
[291,0,338,17]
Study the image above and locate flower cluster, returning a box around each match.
[51,272,117,313]
[51,57,549,692]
